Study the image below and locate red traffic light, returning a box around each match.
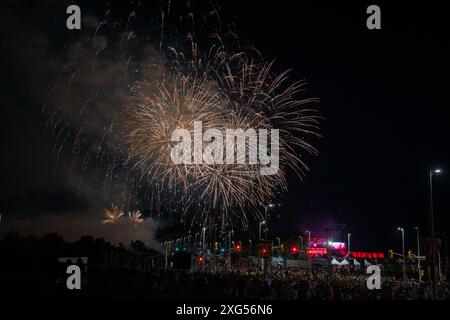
[235,244,241,252]
[290,246,299,254]
[260,247,268,255]
[197,256,204,263]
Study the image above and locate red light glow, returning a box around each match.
[351,252,384,259]
[307,248,328,256]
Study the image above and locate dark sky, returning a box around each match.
[1,1,449,252]
[222,1,450,251]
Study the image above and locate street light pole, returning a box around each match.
[264,206,268,245]
[429,168,441,299]
[164,240,174,269]
[202,227,206,251]
[259,221,265,241]
[195,233,199,248]
[228,230,233,252]
[347,233,351,254]
[415,226,421,283]
[164,242,168,269]
[397,227,406,281]
[262,204,274,273]
[264,206,268,273]
[305,230,312,269]
[435,233,448,276]
[258,221,263,270]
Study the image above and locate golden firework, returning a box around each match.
[101,204,125,224]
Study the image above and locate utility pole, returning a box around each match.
[415,226,422,283]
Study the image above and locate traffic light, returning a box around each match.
[260,247,268,255]
[280,244,285,252]
[290,246,299,254]
[197,255,204,263]
[388,249,394,259]
[235,243,241,252]
[214,242,219,251]
[219,247,225,254]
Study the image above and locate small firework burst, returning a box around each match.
[128,209,144,227]
[101,204,125,224]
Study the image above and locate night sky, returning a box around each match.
[1,1,449,253]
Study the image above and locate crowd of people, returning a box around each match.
[152,267,450,300]
[2,233,448,300]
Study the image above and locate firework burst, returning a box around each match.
[101,204,125,224]
[128,209,144,228]
[119,49,321,227]
[44,1,322,230]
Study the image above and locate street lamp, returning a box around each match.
[397,227,406,281]
[429,168,441,299]
[415,226,421,283]
[347,233,351,253]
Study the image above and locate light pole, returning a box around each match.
[259,203,274,273]
[306,230,311,247]
[164,240,174,269]
[164,242,168,269]
[228,230,234,252]
[259,221,266,241]
[429,168,441,299]
[257,222,264,270]
[397,227,406,281]
[347,233,351,254]
[435,233,448,275]
[264,204,274,245]
[202,227,206,251]
[415,226,421,283]
[305,230,312,269]
[276,237,281,247]
[194,233,199,248]
[298,236,303,252]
